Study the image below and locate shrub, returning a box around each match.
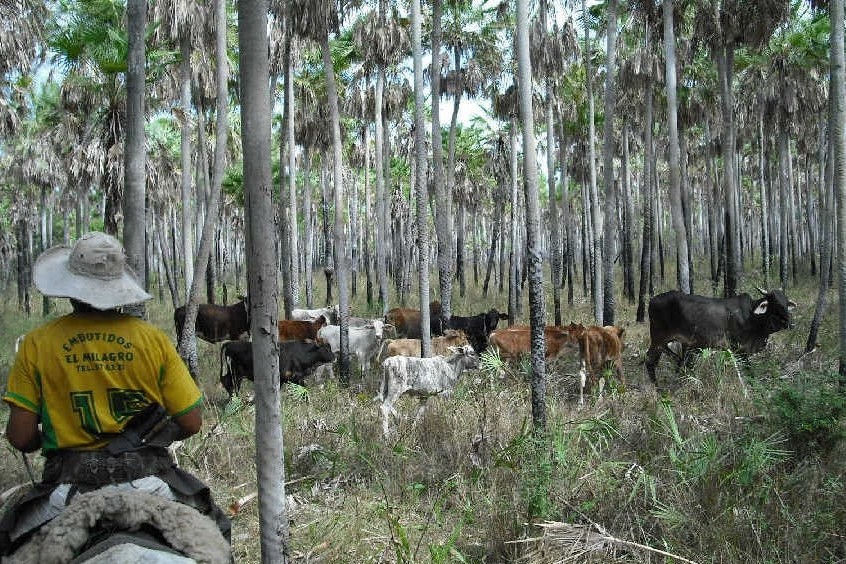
[764,374,846,458]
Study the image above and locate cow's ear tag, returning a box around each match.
[788,300,797,310]
[753,300,769,315]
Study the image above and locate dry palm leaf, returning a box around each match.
[515,521,700,564]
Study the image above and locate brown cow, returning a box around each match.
[573,325,625,405]
[174,298,249,344]
[381,330,470,360]
[278,317,327,342]
[487,325,578,360]
[385,301,443,339]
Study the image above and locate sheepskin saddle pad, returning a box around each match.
[4,489,229,564]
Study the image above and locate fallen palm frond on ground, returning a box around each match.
[514,521,700,564]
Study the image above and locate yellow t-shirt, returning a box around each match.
[3,311,202,453]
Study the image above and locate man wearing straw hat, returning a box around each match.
[0,232,230,554]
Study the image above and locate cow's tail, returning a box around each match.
[375,360,389,403]
[219,344,227,388]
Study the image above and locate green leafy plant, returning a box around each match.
[765,378,846,457]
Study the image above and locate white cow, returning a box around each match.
[317,320,387,374]
[377,345,478,437]
[291,305,339,325]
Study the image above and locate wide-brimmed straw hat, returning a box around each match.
[34,232,152,310]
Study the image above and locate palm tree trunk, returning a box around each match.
[778,124,790,289]
[621,121,635,302]
[547,93,561,325]
[411,0,431,356]
[831,0,846,384]
[124,0,146,318]
[601,0,617,324]
[716,44,739,297]
[584,0,602,323]
[759,114,770,283]
[517,0,547,431]
[374,67,389,315]
[303,150,314,307]
[636,45,655,322]
[323,34,351,381]
[240,1,286,559]
[179,37,194,302]
[431,0,452,326]
[808,125,833,353]
[664,0,690,294]
[284,28,299,309]
[177,0,229,377]
[508,119,519,322]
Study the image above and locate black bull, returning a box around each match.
[645,288,796,383]
[220,340,334,396]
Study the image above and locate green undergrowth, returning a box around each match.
[0,277,844,563]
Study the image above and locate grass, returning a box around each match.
[1,267,845,563]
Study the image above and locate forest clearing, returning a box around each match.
[3,0,846,561]
[1,268,843,563]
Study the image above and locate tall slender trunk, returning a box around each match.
[374,67,389,315]
[411,0,431,356]
[621,121,635,302]
[716,44,739,297]
[664,0,690,294]
[759,114,770,283]
[601,0,617,324]
[322,34,350,382]
[303,151,314,307]
[179,37,194,301]
[808,126,833,352]
[584,0,602,323]
[517,0,547,430]
[240,1,285,559]
[284,28,299,309]
[547,89,561,325]
[831,0,846,384]
[778,124,790,289]
[508,119,520,322]
[277,71,293,318]
[431,0,452,325]
[124,0,147,318]
[636,40,654,322]
[178,0,229,377]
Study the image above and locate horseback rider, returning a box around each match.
[0,232,230,555]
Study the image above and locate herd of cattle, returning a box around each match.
[173,286,796,435]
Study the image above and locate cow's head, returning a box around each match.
[370,319,386,339]
[484,309,509,333]
[752,287,796,332]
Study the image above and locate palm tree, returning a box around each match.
[531,4,577,326]
[582,0,602,323]
[411,0,432,356]
[664,0,691,294]
[601,0,619,324]
[177,0,230,377]
[0,0,47,139]
[290,0,352,380]
[123,0,147,318]
[351,2,409,316]
[694,0,790,296]
[431,0,455,326]
[516,0,547,431]
[831,0,846,384]
[238,3,286,559]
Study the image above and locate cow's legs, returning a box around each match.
[645,345,662,384]
[578,360,588,406]
[413,397,429,427]
[380,402,394,437]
